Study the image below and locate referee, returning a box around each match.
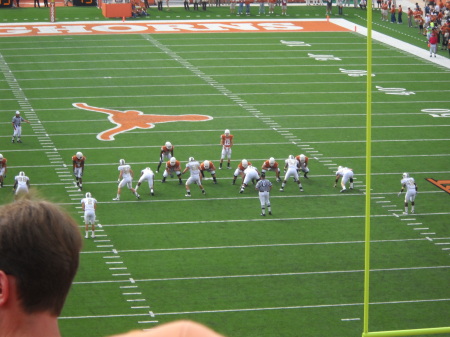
[11,111,30,144]
[255,173,272,216]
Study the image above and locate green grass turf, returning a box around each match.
[0,16,449,337]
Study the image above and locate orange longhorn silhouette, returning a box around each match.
[73,103,213,141]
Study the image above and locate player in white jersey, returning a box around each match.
[81,192,97,238]
[280,155,303,192]
[239,165,260,194]
[135,167,155,196]
[11,111,30,143]
[334,166,354,192]
[13,171,30,198]
[113,159,140,201]
[398,172,417,215]
[255,173,272,216]
[182,157,206,197]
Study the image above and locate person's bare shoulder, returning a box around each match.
[108,320,226,337]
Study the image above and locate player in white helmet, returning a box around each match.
[280,155,303,192]
[239,164,260,194]
[13,171,30,199]
[157,141,174,173]
[81,192,97,238]
[295,154,310,179]
[0,154,7,188]
[334,165,354,192]
[72,151,86,191]
[135,167,155,196]
[219,129,233,169]
[11,110,30,144]
[200,160,218,184]
[261,157,281,182]
[232,159,252,185]
[398,172,418,215]
[162,157,183,184]
[113,159,140,201]
[182,157,206,197]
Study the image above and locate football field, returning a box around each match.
[0,18,449,337]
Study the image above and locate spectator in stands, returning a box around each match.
[337,0,343,14]
[245,0,251,15]
[360,0,366,9]
[237,0,243,13]
[184,0,190,10]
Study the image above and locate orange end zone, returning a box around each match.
[0,20,351,37]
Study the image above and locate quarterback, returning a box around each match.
[113,159,140,201]
[182,157,206,197]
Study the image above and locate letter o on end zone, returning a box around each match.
[92,25,149,33]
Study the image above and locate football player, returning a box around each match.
[261,157,281,182]
[156,141,174,173]
[398,172,418,215]
[232,159,251,185]
[113,159,140,201]
[280,155,303,192]
[200,160,218,184]
[219,129,233,169]
[182,157,206,197]
[13,171,30,199]
[0,154,7,188]
[162,157,183,185]
[81,192,97,239]
[135,167,155,196]
[295,154,309,179]
[239,164,260,194]
[334,166,354,192]
[72,151,85,191]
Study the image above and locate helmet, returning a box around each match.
[0,154,3,160]
[165,141,172,150]
[224,129,230,135]
[288,155,294,160]
[76,152,83,159]
[299,154,306,162]
[19,171,25,176]
[269,157,275,166]
[203,160,210,169]
[189,157,195,162]
[145,167,151,171]
[170,157,176,166]
[337,166,343,171]
[241,159,248,168]
[16,110,20,115]
[85,192,92,198]
[403,172,409,178]
[119,159,125,165]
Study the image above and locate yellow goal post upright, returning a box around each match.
[362,1,450,336]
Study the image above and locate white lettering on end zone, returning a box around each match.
[0,20,347,37]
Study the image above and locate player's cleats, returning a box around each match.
[185,193,191,197]
[136,194,140,199]
[300,188,304,192]
[91,233,95,238]
[85,233,88,239]
[279,188,284,192]
[11,139,14,143]
[403,212,408,215]
[261,213,266,216]
[239,189,244,194]
[340,189,346,193]
[113,197,120,201]
[269,211,272,215]
[17,140,22,143]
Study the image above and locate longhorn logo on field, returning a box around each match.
[426,178,450,194]
[73,103,213,141]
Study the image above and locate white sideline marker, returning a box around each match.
[341,318,360,321]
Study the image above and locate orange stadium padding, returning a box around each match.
[101,2,132,17]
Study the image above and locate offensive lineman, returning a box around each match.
[280,155,303,192]
[0,154,7,188]
[200,160,218,184]
[162,157,183,184]
[113,159,140,201]
[219,129,233,169]
[156,141,174,173]
[398,172,418,215]
[255,173,272,216]
[261,157,281,182]
[135,167,155,196]
[72,151,86,191]
[295,154,310,179]
[232,159,251,185]
[11,111,30,143]
[182,157,206,197]
[334,166,354,192]
[81,192,97,238]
